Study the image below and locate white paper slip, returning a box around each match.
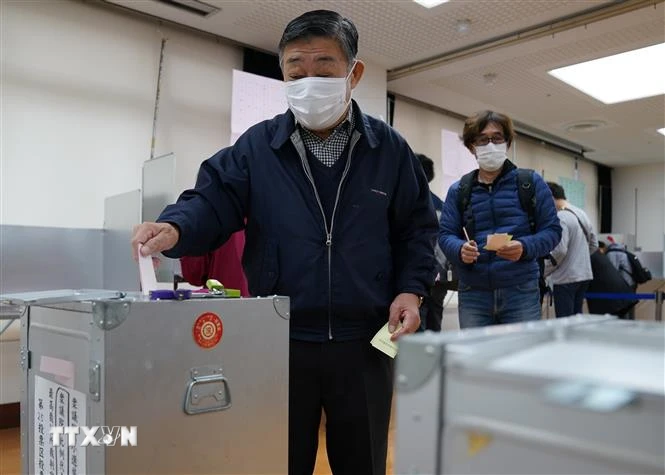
[137,244,158,296]
[371,322,402,359]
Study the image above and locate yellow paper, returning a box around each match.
[371,322,402,358]
[484,233,512,251]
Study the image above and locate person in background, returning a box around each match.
[131,10,437,475]
[605,235,637,318]
[417,153,446,331]
[545,182,598,317]
[587,246,638,319]
[606,235,636,290]
[180,230,250,296]
[598,240,607,254]
[439,110,561,328]
[417,153,444,215]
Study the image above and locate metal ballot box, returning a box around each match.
[395,316,665,475]
[4,290,289,475]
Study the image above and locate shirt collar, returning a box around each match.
[297,106,354,139]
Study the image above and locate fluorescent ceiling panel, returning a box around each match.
[657,128,665,137]
[413,0,450,8]
[548,43,665,104]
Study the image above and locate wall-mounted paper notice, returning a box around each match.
[441,129,477,199]
[230,70,288,145]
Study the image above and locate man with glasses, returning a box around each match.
[439,110,561,328]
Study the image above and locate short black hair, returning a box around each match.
[598,241,607,249]
[278,10,358,68]
[417,154,435,183]
[463,110,515,150]
[547,181,566,200]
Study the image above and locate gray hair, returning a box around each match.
[278,10,358,69]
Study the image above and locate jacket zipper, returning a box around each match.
[488,184,495,290]
[291,131,361,340]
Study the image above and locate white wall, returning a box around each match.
[392,99,461,200]
[513,139,598,229]
[1,0,242,228]
[353,59,388,122]
[612,163,665,252]
[392,97,599,229]
[1,0,389,227]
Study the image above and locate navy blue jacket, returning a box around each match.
[158,102,438,341]
[439,161,561,290]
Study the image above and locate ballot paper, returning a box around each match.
[371,321,402,358]
[484,233,512,251]
[138,244,158,296]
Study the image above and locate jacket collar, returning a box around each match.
[473,159,517,184]
[270,100,379,151]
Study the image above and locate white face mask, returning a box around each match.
[475,142,507,172]
[285,63,356,131]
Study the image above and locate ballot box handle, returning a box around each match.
[184,367,232,415]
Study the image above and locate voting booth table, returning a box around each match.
[395,316,665,475]
[1,290,289,474]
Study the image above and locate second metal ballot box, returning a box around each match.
[395,316,664,475]
[5,290,289,475]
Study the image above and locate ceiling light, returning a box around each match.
[548,43,665,104]
[658,128,665,137]
[564,120,607,133]
[413,0,450,8]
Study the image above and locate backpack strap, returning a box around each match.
[516,168,536,234]
[561,208,590,243]
[457,168,536,239]
[456,170,477,239]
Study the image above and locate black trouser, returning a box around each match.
[553,280,591,318]
[421,282,446,332]
[289,339,394,475]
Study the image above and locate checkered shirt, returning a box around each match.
[298,108,355,167]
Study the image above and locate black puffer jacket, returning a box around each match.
[587,251,637,317]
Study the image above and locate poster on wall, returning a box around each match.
[230,70,288,145]
[559,176,586,209]
[440,129,477,199]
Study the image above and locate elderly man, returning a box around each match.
[131,10,437,475]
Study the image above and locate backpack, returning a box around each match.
[433,209,458,291]
[456,168,550,299]
[434,241,458,292]
[605,248,652,284]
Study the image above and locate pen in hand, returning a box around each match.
[461,226,479,264]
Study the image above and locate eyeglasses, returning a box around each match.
[474,135,506,146]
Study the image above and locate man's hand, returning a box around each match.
[388,292,421,341]
[131,222,179,260]
[496,240,523,261]
[460,240,479,264]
